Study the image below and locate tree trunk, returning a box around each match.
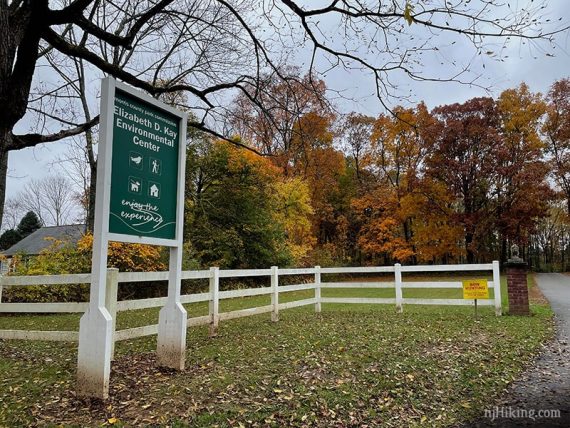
[466,232,475,263]
[0,3,44,229]
[501,236,507,264]
[0,142,8,229]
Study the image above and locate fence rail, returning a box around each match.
[0,262,501,344]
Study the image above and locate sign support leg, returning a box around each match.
[157,246,187,370]
[76,77,116,399]
[77,235,113,399]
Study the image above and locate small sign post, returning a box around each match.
[77,77,187,399]
[462,279,489,319]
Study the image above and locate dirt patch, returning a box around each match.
[33,353,212,426]
[528,275,549,305]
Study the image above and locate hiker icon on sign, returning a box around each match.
[150,157,161,175]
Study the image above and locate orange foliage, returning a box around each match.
[352,187,414,262]
[223,140,281,179]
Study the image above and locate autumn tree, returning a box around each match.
[273,177,315,264]
[529,201,570,271]
[354,103,435,262]
[404,179,465,263]
[427,97,503,262]
[544,78,570,214]
[424,91,552,262]
[353,188,414,264]
[1,0,564,227]
[230,71,331,172]
[288,111,359,262]
[338,113,375,186]
[5,233,167,302]
[370,103,434,194]
[185,139,291,269]
[495,83,551,261]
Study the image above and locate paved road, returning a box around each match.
[538,274,570,342]
[464,273,570,427]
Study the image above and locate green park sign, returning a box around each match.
[77,78,188,399]
[109,89,181,240]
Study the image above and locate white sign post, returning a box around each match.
[77,77,187,399]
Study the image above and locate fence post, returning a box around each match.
[105,268,119,360]
[492,260,502,316]
[314,265,321,313]
[271,266,279,322]
[209,267,220,336]
[395,263,403,313]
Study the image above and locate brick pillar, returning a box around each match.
[505,258,530,316]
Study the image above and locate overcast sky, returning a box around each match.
[323,0,570,115]
[5,0,570,225]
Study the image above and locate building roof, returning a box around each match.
[3,224,86,256]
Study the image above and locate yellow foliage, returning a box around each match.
[6,233,166,302]
[369,104,433,185]
[498,83,546,151]
[273,177,316,264]
[78,234,166,272]
[404,1,414,26]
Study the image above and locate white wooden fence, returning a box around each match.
[0,262,501,343]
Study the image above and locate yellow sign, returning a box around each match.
[462,279,489,299]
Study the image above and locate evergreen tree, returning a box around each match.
[16,211,42,238]
[0,229,22,251]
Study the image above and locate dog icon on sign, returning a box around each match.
[128,177,142,194]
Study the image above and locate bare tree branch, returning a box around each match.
[11,115,99,150]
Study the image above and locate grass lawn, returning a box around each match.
[0,274,553,427]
